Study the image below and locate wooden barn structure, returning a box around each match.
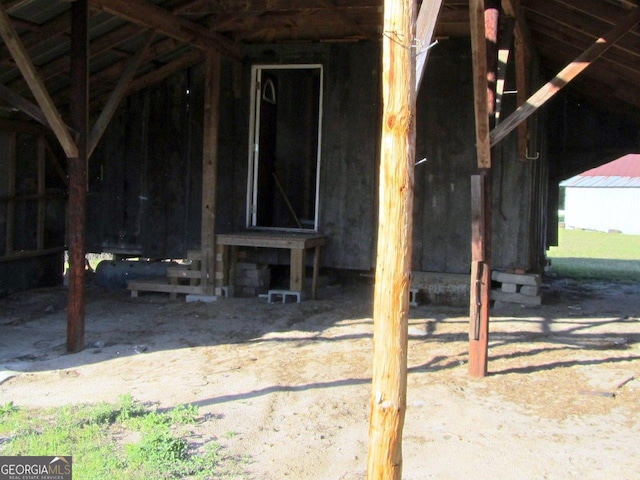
[0,0,639,367]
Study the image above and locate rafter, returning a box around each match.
[490,6,640,147]
[415,0,443,92]
[0,2,77,157]
[89,29,155,158]
[90,0,239,57]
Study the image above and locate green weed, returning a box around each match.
[0,397,249,479]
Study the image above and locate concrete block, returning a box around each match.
[492,271,541,286]
[491,290,542,306]
[215,285,234,298]
[268,289,301,304]
[520,285,541,296]
[186,294,218,303]
[410,288,419,307]
[501,282,519,293]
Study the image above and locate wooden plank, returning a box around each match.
[470,175,485,262]
[127,278,204,295]
[90,0,239,57]
[5,132,16,255]
[200,51,221,295]
[0,246,65,263]
[0,83,49,126]
[43,138,68,186]
[500,0,534,56]
[289,248,304,292]
[514,32,527,160]
[469,0,491,169]
[494,16,515,124]
[36,136,45,251]
[166,266,202,279]
[490,7,640,147]
[312,245,321,300]
[216,232,327,249]
[117,49,204,102]
[414,0,443,92]
[468,0,499,379]
[0,3,78,158]
[366,0,416,477]
[66,0,89,354]
[88,30,155,159]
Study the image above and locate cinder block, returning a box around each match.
[492,271,541,286]
[491,289,542,306]
[501,282,519,293]
[410,288,419,307]
[520,285,540,297]
[268,289,301,304]
[186,294,218,303]
[215,285,234,298]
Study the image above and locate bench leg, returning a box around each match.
[290,248,304,292]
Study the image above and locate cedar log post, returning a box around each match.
[200,51,221,295]
[67,0,89,353]
[366,0,417,478]
[468,0,498,377]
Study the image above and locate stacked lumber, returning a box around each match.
[127,250,205,299]
[491,270,542,306]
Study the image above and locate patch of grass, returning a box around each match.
[0,395,249,480]
[548,228,640,282]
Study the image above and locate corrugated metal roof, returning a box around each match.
[581,154,640,178]
[561,154,640,188]
[561,175,640,188]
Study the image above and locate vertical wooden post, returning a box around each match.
[514,33,528,160]
[200,51,221,296]
[468,0,499,378]
[67,0,88,353]
[5,132,16,255]
[366,0,416,478]
[37,136,46,251]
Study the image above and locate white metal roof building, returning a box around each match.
[561,154,640,235]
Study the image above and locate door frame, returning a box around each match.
[246,63,324,231]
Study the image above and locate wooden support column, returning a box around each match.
[366,0,417,478]
[37,136,45,251]
[5,132,16,255]
[514,32,527,160]
[67,0,89,353]
[468,0,499,378]
[200,51,221,296]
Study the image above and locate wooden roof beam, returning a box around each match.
[490,6,640,147]
[0,83,49,125]
[88,30,155,158]
[0,2,77,157]
[102,49,204,103]
[90,0,239,58]
[501,0,534,56]
[415,0,443,92]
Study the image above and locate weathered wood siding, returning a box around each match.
[87,39,546,274]
[414,40,476,273]
[231,42,380,270]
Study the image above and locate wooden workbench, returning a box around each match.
[215,231,327,299]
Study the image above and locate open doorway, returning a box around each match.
[247,65,323,231]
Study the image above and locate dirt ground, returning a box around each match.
[1,274,639,479]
